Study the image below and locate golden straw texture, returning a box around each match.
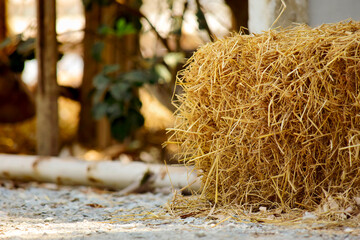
[169,21,360,211]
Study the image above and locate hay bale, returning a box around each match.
[169,21,360,211]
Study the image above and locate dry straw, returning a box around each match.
[168,21,360,218]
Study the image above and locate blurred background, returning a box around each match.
[0,0,240,163]
[0,0,359,164]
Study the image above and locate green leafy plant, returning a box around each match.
[0,35,36,72]
[88,0,193,142]
[90,13,149,141]
[92,64,158,141]
[98,18,137,37]
[82,0,113,10]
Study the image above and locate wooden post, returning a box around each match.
[0,0,6,40]
[78,3,101,147]
[36,0,59,156]
[248,0,308,33]
[95,3,118,149]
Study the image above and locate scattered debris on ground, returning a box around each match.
[0,181,359,239]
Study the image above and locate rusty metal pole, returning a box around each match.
[36,0,59,156]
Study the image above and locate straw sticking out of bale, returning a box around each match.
[169,21,360,212]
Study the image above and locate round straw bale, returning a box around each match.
[169,21,360,210]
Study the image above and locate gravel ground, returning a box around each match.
[0,181,359,240]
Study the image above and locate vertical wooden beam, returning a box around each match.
[95,3,118,149]
[36,0,59,155]
[0,0,6,40]
[248,0,308,33]
[78,3,101,147]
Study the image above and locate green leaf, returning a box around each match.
[98,25,114,35]
[9,51,25,73]
[154,64,171,83]
[148,69,159,84]
[91,41,104,62]
[164,52,185,68]
[116,19,126,32]
[98,19,136,38]
[122,71,146,86]
[124,25,137,35]
[110,110,144,141]
[115,18,136,37]
[92,102,108,120]
[17,38,35,55]
[0,37,13,49]
[102,64,120,74]
[109,82,131,101]
[106,102,124,121]
[92,89,105,104]
[129,109,145,129]
[93,74,110,90]
[110,117,129,141]
[130,97,142,111]
[122,70,157,86]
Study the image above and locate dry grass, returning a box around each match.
[0,97,79,154]
[168,21,360,221]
